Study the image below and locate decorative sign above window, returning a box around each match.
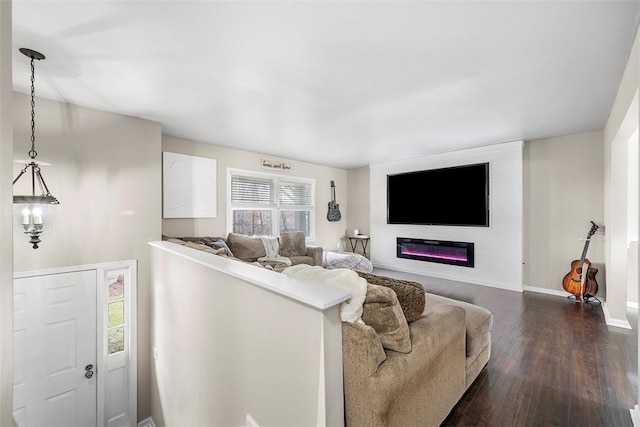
[261,158,293,172]
[163,152,217,218]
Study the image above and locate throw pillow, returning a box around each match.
[201,238,235,258]
[357,272,426,323]
[279,231,307,257]
[361,284,411,353]
[226,233,266,262]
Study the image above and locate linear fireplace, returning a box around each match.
[396,237,475,268]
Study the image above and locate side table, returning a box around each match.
[347,235,370,258]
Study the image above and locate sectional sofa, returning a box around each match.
[343,272,492,426]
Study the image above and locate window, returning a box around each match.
[101,262,137,426]
[228,169,315,238]
[107,273,126,354]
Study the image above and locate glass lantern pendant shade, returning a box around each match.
[13,48,59,249]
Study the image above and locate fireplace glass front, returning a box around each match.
[396,237,475,267]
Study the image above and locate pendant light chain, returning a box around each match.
[13,47,59,249]
[29,56,37,160]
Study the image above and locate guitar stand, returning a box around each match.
[567,294,602,306]
[583,295,602,305]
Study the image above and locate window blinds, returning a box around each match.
[231,174,313,207]
[278,180,312,206]
[230,175,275,204]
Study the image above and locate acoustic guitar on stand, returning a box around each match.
[561,221,599,303]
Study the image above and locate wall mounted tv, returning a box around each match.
[387,162,490,227]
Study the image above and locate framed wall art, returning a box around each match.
[163,152,217,218]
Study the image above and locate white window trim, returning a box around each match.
[227,168,316,240]
[99,262,137,427]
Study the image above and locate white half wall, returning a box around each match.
[149,242,347,427]
[370,141,523,291]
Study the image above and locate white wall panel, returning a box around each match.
[370,141,523,291]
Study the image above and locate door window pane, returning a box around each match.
[108,274,124,301]
[108,327,125,354]
[108,301,124,328]
[107,271,126,355]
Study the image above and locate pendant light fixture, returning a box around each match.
[13,48,59,249]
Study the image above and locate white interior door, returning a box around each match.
[13,270,97,427]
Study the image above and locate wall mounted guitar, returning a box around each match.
[561,221,600,304]
[327,180,342,222]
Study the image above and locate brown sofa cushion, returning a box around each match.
[357,272,426,323]
[200,237,236,258]
[184,241,227,256]
[279,231,307,257]
[427,293,493,358]
[163,237,187,245]
[226,233,266,262]
[361,284,411,353]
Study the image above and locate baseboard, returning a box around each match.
[603,302,632,329]
[138,417,156,427]
[522,285,572,299]
[631,405,640,427]
[523,285,610,304]
[628,301,639,310]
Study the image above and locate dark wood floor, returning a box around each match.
[373,268,638,427]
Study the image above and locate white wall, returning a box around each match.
[149,242,346,427]
[162,136,349,250]
[629,242,638,306]
[524,131,605,295]
[605,95,638,327]
[346,167,370,254]
[12,94,162,421]
[604,23,639,328]
[370,141,523,291]
[628,128,639,305]
[0,1,14,424]
[628,128,639,243]
[603,22,640,416]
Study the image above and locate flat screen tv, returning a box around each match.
[387,162,489,227]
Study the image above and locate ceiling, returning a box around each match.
[11,1,640,169]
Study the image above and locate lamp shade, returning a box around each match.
[13,201,54,249]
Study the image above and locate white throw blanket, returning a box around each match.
[282,264,367,323]
[258,236,292,265]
